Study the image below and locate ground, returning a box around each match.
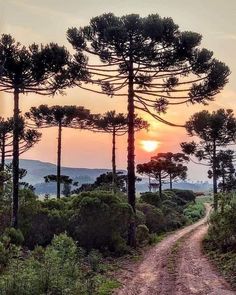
[114,204,235,295]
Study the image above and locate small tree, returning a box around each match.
[181,109,236,210]
[44,174,78,197]
[26,105,90,199]
[0,34,87,227]
[91,110,148,191]
[68,13,229,245]
[210,150,236,193]
[137,152,188,197]
[151,152,189,189]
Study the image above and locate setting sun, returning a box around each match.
[140,140,159,152]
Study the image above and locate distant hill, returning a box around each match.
[6,159,211,195]
[6,159,118,185]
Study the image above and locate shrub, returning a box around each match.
[139,192,162,207]
[136,210,146,226]
[203,195,236,289]
[183,202,205,223]
[0,233,96,294]
[20,208,68,249]
[18,191,70,248]
[69,191,133,252]
[136,203,165,233]
[171,189,196,203]
[3,228,24,246]
[136,225,149,245]
[206,196,236,252]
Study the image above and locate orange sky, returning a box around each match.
[1,0,236,181]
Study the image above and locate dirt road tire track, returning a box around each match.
[115,204,235,295]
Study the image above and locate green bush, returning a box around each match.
[171,189,196,203]
[206,196,236,252]
[136,224,149,245]
[139,192,162,207]
[183,202,205,223]
[0,233,100,294]
[69,191,133,252]
[2,228,24,246]
[136,203,165,233]
[136,210,146,226]
[203,195,236,288]
[18,190,71,248]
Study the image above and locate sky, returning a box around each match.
[1,0,236,181]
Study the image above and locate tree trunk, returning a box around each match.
[112,127,116,193]
[57,122,62,199]
[0,134,5,191]
[127,58,136,247]
[212,140,218,210]
[12,89,20,228]
[159,173,162,199]
[148,175,151,192]
[169,173,172,190]
[222,169,225,193]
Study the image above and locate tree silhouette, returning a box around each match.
[181,109,236,210]
[151,152,189,190]
[137,152,188,197]
[44,174,78,197]
[0,34,87,227]
[209,150,236,193]
[90,111,148,191]
[0,117,41,172]
[26,105,90,199]
[68,13,229,245]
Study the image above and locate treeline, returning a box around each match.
[0,11,235,294]
[0,12,231,246]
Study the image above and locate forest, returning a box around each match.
[0,11,236,295]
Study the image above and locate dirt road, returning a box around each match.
[115,204,235,295]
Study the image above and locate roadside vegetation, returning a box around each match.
[0,184,205,294]
[0,9,234,295]
[203,193,236,289]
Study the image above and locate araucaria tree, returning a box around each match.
[209,150,236,193]
[137,152,188,197]
[67,13,229,245]
[91,110,148,190]
[0,34,87,227]
[181,109,236,210]
[151,152,189,190]
[0,117,41,172]
[26,105,90,199]
[44,174,78,197]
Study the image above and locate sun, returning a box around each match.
[140,140,159,153]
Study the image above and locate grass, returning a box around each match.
[98,279,121,295]
[183,201,206,223]
[167,238,183,276]
[196,195,213,204]
[203,244,236,290]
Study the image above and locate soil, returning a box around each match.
[114,204,235,295]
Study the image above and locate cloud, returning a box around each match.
[211,31,236,41]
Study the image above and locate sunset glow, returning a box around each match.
[140,140,159,153]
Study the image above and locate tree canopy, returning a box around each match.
[26,105,91,199]
[0,33,88,227]
[68,13,230,244]
[137,152,188,197]
[181,109,236,209]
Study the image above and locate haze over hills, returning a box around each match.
[6,159,211,194]
[10,159,115,184]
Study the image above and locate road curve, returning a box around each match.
[115,204,235,295]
